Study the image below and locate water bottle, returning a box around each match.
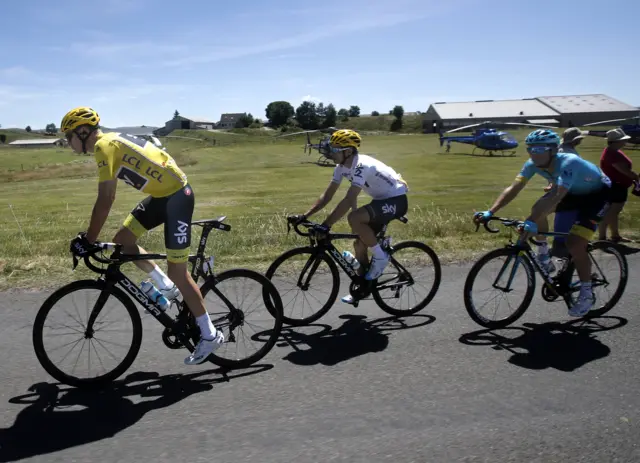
[140,280,170,311]
[342,251,360,271]
[202,255,215,274]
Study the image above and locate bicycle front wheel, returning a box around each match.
[32,279,143,389]
[265,246,340,326]
[371,240,441,316]
[198,269,284,369]
[463,247,536,329]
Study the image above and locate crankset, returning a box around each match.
[162,328,185,349]
[348,280,374,307]
[541,283,561,302]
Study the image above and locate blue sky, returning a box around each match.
[1,0,638,129]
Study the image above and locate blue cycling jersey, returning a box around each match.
[516,152,610,195]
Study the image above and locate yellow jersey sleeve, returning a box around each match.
[94,137,118,183]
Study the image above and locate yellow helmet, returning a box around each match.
[330,129,361,149]
[61,106,100,133]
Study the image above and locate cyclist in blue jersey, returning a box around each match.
[473,129,612,317]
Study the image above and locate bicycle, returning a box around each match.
[463,216,628,329]
[32,215,284,389]
[264,216,441,326]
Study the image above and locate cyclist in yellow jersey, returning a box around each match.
[62,107,223,365]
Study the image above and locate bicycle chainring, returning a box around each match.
[541,283,560,302]
[161,328,184,349]
[349,280,372,301]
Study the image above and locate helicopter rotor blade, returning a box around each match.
[583,115,640,127]
[501,122,557,129]
[445,121,494,134]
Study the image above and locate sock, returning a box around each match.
[196,313,216,340]
[580,281,592,296]
[371,244,386,259]
[149,265,174,290]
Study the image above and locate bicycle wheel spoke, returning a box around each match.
[464,248,535,328]
[34,281,142,388]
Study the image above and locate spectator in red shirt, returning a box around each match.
[598,128,639,242]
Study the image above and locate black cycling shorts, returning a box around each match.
[553,186,611,242]
[123,184,194,263]
[363,194,408,234]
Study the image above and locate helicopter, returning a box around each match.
[583,115,640,148]
[277,127,339,166]
[438,121,556,156]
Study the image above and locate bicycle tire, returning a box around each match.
[198,268,284,369]
[463,247,536,329]
[265,246,340,326]
[32,279,143,389]
[371,240,441,316]
[582,241,628,318]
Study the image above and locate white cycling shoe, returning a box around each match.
[184,330,225,365]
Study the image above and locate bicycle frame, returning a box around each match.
[290,219,412,300]
[493,230,572,302]
[478,215,609,306]
[80,217,233,337]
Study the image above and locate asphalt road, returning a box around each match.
[0,257,639,463]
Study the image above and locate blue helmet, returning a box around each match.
[525,129,561,146]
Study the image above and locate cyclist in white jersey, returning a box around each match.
[290,129,409,304]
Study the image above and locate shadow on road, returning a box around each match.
[257,313,435,366]
[458,316,627,372]
[0,364,272,463]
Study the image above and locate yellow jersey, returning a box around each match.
[94,131,188,197]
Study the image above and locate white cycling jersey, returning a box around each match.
[331,154,408,200]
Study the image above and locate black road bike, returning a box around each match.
[32,216,284,389]
[264,216,441,325]
[464,216,628,329]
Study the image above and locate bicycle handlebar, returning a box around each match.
[286,216,316,237]
[474,216,525,234]
[71,242,123,274]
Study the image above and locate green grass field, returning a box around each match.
[1,128,639,291]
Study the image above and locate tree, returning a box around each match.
[174,110,180,118]
[25,125,32,132]
[390,105,404,131]
[45,123,57,134]
[348,105,360,117]
[392,105,404,120]
[323,104,337,128]
[295,101,319,130]
[338,108,349,122]
[371,111,380,116]
[315,102,326,119]
[235,113,254,128]
[265,101,295,127]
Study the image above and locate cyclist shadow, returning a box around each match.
[458,316,627,372]
[264,313,435,367]
[0,364,271,463]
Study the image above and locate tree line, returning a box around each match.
[264,101,406,131]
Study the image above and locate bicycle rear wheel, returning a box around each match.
[371,240,441,316]
[563,241,628,318]
[464,247,536,329]
[197,269,284,369]
[32,279,143,389]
